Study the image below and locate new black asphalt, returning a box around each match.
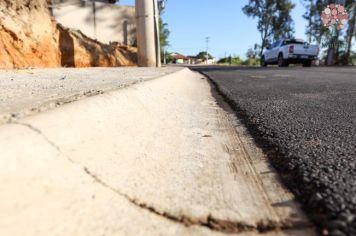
[192,66,356,236]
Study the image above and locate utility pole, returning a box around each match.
[163,48,167,65]
[153,0,161,67]
[135,0,161,67]
[92,0,97,39]
[205,37,210,64]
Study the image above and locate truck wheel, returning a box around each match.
[278,54,288,67]
[302,60,312,67]
[261,57,267,67]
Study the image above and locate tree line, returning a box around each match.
[243,0,355,65]
[157,0,170,61]
[158,0,355,65]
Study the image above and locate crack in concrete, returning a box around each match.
[13,122,64,156]
[12,121,312,235]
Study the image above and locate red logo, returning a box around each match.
[321,4,348,30]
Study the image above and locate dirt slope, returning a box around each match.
[0,0,136,68]
[56,24,137,68]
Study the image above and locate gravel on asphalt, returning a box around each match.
[193,66,356,236]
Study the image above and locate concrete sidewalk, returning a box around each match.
[0,67,180,124]
[0,68,315,235]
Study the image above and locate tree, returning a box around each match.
[302,0,334,64]
[217,56,242,65]
[246,48,257,59]
[272,0,295,39]
[343,0,355,65]
[302,0,328,44]
[242,0,295,56]
[302,0,355,65]
[158,0,170,62]
[159,19,170,50]
[246,44,261,59]
[158,0,167,12]
[196,51,213,60]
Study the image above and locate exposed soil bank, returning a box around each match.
[0,0,136,68]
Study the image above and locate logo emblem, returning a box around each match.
[321,3,348,32]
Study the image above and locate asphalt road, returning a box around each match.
[192,66,356,236]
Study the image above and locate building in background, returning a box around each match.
[169,53,188,64]
[186,56,200,65]
[167,53,215,65]
[49,0,136,46]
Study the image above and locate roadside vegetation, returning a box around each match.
[196,51,213,60]
[218,47,260,66]
[242,0,355,66]
[243,0,295,57]
[302,0,355,65]
[158,0,170,63]
[159,0,355,66]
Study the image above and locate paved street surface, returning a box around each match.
[192,66,356,236]
[0,67,181,124]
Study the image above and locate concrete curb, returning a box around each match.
[0,68,314,236]
[0,67,183,125]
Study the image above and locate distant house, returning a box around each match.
[187,56,201,65]
[169,53,188,64]
[206,58,216,65]
[49,0,136,45]
[167,53,215,65]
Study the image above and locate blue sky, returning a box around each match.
[119,0,312,59]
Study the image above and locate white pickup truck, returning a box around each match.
[261,39,319,67]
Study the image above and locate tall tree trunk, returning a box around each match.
[326,47,334,65]
[260,35,266,57]
[344,5,356,65]
[334,30,340,65]
[326,25,339,66]
[260,25,269,57]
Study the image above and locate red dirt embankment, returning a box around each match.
[0,0,137,68]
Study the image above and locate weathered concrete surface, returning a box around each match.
[0,67,181,124]
[0,68,315,235]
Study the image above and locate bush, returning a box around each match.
[218,57,260,66]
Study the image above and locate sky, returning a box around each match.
[118,0,318,59]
